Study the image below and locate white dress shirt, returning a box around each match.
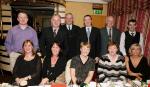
[106,28,112,36]
[86,27,92,32]
[119,31,144,56]
[66,24,72,30]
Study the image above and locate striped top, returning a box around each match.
[97,54,127,82]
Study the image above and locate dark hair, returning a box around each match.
[22,40,35,56]
[17,10,29,18]
[128,19,136,25]
[49,41,63,57]
[84,15,92,20]
[107,41,119,53]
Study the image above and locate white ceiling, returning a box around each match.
[65,0,108,4]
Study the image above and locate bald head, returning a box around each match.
[106,16,115,28]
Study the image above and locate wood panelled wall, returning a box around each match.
[0,4,12,71]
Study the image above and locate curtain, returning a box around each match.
[108,0,150,65]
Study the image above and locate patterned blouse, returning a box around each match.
[97,54,127,82]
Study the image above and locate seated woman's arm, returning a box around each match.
[84,59,95,83]
[48,57,67,82]
[13,56,23,85]
[141,57,150,81]
[119,59,127,81]
[26,56,42,84]
[41,57,67,84]
[125,57,142,80]
[40,58,49,85]
[70,68,77,84]
[84,71,94,84]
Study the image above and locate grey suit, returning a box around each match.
[100,27,121,56]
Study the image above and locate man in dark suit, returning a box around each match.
[62,13,80,60]
[100,16,121,56]
[79,15,101,60]
[39,14,68,57]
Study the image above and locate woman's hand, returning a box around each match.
[49,80,55,84]
[23,75,31,81]
[40,78,49,85]
[15,78,22,85]
[135,73,142,81]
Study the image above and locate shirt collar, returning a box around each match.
[17,25,30,30]
[129,31,136,35]
[53,27,59,32]
[86,27,91,32]
[86,27,92,30]
[66,24,72,29]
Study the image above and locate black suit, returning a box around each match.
[79,27,101,59]
[39,26,68,57]
[62,24,81,60]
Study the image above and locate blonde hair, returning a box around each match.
[129,43,142,56]
[80,42,91,49]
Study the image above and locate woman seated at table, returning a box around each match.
[13,40,42,86]
[97,41,127,82]
[70,42,95,85]
[125,43,149,82]
[40,42,67,85]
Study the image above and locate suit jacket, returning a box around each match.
[79,27,101,58]
[100,27,121,56]
[62,24,81,59]
[39,26,68,57]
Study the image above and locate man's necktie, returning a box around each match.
[131,32,134,37]
[53,29,57,37]
[109,29,112,41]
[87,28,91,42]
[68,25,71,30]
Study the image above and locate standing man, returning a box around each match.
[39,14,68,58]
[119,19,144,57]
[100,16,121,56]
[62,13,80,60]
[79,15,101,60]
[5,11,39,72]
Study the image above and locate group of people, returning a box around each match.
[4,10,150,86]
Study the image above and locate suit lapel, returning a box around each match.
[83,27,88,41]
[55,27,61,38]
[89,27,94,41]
[104,28,109,40]
[112,27,115,40]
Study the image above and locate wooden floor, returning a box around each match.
[0,70,12,84]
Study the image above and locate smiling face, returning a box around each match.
[80,45,90,57]
[17,12,28,25]
[51,15,61,29]
[84,16,92,27]
[128,22,136,32]
[51,43,61,56]
[108,45,118,56]
[23,42,33,54]
[129,44,141,56]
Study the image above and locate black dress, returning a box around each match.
[42,55,67,82]
[128,56,149,81]
[13,55,42,86]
